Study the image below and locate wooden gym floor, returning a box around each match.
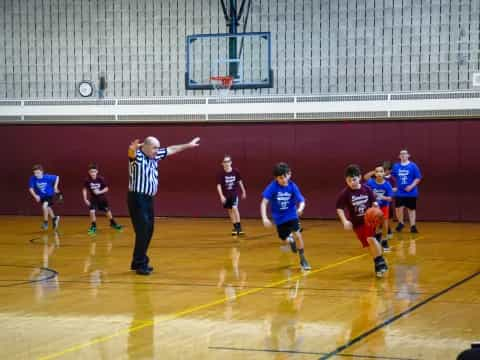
[0,216,478,359]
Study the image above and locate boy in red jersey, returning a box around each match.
[82,163,123,235]
[336,164,388,278]
[216,155,247,236]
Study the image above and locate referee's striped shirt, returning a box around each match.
[129,148,168,196]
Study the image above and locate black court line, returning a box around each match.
[0,266,58,287]
[36,278,423,298]
[318,270,480,360]
[209,346,418,360]
[24,223,326,248]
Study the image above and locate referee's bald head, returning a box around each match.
[143,136,160,158]
[144,136,160,146]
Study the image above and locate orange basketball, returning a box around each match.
[364,207,384,227]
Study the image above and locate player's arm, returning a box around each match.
[94,186,109,195]
[54,176,60,193]
[297,201,306,216]
[260,198,272,227]
[336,209,352,230]
[29,187,40,202]
[405,177,421,192]
[216,184,226,203]
[128,139,141,160]
[406,164,422,191]
[238,180,247,199]
[383,184,393,202]
[82,188,90,206]
[292,183,305,215]
[363,170,375,180]
[166,137,200,156]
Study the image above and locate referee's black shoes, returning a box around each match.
[135,267,152,275]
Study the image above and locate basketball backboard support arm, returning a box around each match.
[220,0,252,80]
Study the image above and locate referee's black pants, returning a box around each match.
[127,192,154,269]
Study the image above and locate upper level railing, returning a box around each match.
[0,90,479,123]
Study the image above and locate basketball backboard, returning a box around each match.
[185,32,273,90]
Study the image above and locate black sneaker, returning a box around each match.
[287,235,297,253]
[131,264,154,272]
[88,225,97,235]
[375,268,384,278]
[111,223,123,231]
[395,222,405,232]
[231,228,238,236]
[381,239,391,252]
[135,267,152,275]
[237,228,245,236]
[410,225,418,233]
[52,216,60,230]
[300,256,311,271]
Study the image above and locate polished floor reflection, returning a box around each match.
[0,216,478,359]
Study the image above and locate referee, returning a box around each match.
[128,136,200,275]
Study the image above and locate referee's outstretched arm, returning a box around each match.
[166,137,201,156]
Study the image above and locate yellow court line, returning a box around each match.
[38,252,367,360]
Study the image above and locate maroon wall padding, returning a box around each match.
[2,119,478,221]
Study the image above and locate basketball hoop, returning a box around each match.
[210,75,234,97]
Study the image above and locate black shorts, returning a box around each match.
[40,196,54,207]
[395,197,417,210]
[389,200,395,218]
[276,218,301,240]
[89,198,110,212]
[223,196,238,209]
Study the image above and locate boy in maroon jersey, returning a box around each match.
[336,164,388,278]
[216,155,247,236]
[82,163,123,235]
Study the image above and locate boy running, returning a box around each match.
[261,162,311,271]
[82,163,123,235]
[336,164,388,278]
[28,164,61,231]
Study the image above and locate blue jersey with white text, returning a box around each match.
[29,174,57,197]
[262,180,305,225]
[366,178,393,207]
[392,162,422,197]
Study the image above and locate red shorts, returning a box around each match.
[354,223,376,248]
[380,205,389,220]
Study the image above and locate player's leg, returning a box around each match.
[41,201,49,229]
[293,227,311,270]
[49,204,60,231]
[407,198,418,233]
[231,200,244,235]
[395,197,405,232]
[356,225,388,277]
[106,208,123,230]
[387,202,394,239]
[88,209,97,234]
[380,206,391,252]
[366,235,388,277]
[276,222,296,253]
[227,208,237,235]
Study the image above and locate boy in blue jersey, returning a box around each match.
[392,149,422,233]
[28,164,61,231]
[261,163,311,271]
[366,164,394,251]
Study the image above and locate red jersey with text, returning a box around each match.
[217,169,242,198]
[336,184,376,228]
[84,176,108,201]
